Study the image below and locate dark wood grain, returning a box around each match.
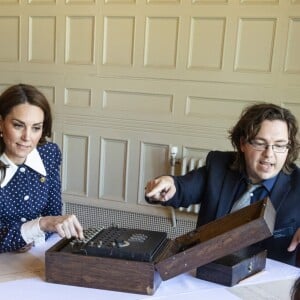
[45,198,275,294]
[196,246,267,286]
[155,198,275,280]
[45,238,161,295]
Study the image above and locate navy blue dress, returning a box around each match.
[0,142,62,252]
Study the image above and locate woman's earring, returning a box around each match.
[0,132,3,137]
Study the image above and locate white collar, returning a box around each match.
[0,148,46,188]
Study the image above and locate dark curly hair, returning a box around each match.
[291,276,300,300]
[228,102,300,174]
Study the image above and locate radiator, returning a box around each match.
[178,157,203,214]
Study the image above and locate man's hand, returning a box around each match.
[288,228,300,252]
[145,176,176,203]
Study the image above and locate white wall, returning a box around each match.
[0,0,299,219]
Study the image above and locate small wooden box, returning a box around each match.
[45,198,275,295]
[196,246,267,286]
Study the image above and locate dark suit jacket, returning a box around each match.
[163,151,300,266]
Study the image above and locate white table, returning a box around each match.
[0,234,299,300]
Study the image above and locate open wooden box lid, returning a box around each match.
[155,197,276,280]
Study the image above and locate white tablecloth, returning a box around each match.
[0,234,299,300]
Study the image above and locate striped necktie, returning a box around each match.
[231,183,261,213]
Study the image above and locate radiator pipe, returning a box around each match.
[169,146,178,227]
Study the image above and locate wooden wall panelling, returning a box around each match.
[0,0,299,218]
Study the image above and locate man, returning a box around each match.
[145,103,300,266]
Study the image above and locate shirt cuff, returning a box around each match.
[21,217,45,246]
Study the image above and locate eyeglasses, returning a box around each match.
[248,140,290,153]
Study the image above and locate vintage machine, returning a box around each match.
[45,197,276,295]
[59,226,168,262]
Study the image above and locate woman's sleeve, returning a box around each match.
[40,144,63,241]
[0,220,27,252]
[41,143,63,217]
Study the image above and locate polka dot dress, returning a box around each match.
[0,142,62,252]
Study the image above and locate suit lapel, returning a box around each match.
[269,171,291,210]
[215,169,242,218]
[214,166,290,218]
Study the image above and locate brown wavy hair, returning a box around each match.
[228,102,300,174]
[0,84,52,183]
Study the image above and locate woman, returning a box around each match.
[0,84,84,253]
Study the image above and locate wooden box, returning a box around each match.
[196,246,267,286]
[155,197,275,280]
[45,237,162,295]
[45,197,275,295]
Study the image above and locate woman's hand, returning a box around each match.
[145,176,176,203]
[39,214,84,240]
